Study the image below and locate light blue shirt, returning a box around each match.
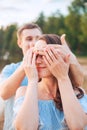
[0,62,28,130]
[13,94,87,130]
[0,62,28,85]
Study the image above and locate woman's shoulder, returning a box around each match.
[79,94,87,101]
[79,94,87,113]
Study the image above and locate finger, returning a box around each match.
[45,44,61,49]
[64,54,70,64]
[60,34,67,45]
[32,53,36,66]
[23,50,29,65]
[43,55,50,67]
[46,48,58,62]
[27,49,33,65]
[36,50,45,56]
[49,47,60,60]
[44,50,52,65]
[45,48,63,65]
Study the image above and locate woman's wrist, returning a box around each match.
[58,76,73,91]
[28,80,38,87]
[58,75,71,88]
[57,75,69,81]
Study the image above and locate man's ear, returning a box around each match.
[17,39,22,48]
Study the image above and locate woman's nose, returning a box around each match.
[36,55,42,64]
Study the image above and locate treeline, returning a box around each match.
[0,0,87,64]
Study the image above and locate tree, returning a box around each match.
[36,12,46,33]
[78,13,87,54]
[65,0,87,54]
[44,10,66,35]
[9,30,22,62]
[0,27,5,58]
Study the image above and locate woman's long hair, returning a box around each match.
[39,34,84,111]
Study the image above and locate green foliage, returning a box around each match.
[0,27,5,57]
[36,12,46,33]
[9,30,22,62]
[68,0,86,14]
[4,24,17,50]
[0,0,87,64]
[0,24,22,62]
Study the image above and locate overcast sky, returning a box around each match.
[0,0,73,27]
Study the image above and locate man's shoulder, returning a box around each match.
[5,62,21,68]
[1,61,21,74]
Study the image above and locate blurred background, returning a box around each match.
[0,0,87,92]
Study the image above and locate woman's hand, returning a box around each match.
[23,48,38,83]
[43,47,70,80]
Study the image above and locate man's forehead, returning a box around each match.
[22,29,42,37]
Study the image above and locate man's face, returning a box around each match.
[18,28,42,55]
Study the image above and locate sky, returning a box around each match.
[0,0,73,27]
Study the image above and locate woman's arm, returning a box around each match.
[14,82,39,130]
[43,47,87,130]
[14,49,39,130]
[58,76,87,130]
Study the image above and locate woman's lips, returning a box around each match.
[37,67,46,70]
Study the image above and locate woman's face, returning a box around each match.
[35,39,52,78]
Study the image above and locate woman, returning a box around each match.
[13,34,87,130]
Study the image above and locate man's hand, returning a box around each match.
[61,34,84,86]
[60,34,76,64]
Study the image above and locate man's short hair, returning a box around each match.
[17,23,42,40]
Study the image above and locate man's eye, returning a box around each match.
[26,37,33,41]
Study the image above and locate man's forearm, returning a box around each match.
[0,66,25,100]
[69,54,84,87]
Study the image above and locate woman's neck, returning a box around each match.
[38,77,58,99]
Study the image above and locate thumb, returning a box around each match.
[64,54,70,64]
[60,34,67,45]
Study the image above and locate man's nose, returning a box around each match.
[29,42,35,48]
[29,39,36,48]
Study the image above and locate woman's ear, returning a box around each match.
[17,39,22,48]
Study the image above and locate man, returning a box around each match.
[0,23,42,130]
[0,23,84,130]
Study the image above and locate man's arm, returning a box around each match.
[60,34,84,87]
[69,53,84,87]
[0,64,25,100]
[39,34,84,87]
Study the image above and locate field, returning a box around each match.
[77,57,87,93]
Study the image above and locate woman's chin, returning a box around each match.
[38,72,52,79]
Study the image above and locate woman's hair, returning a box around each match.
[39,34,84,111]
